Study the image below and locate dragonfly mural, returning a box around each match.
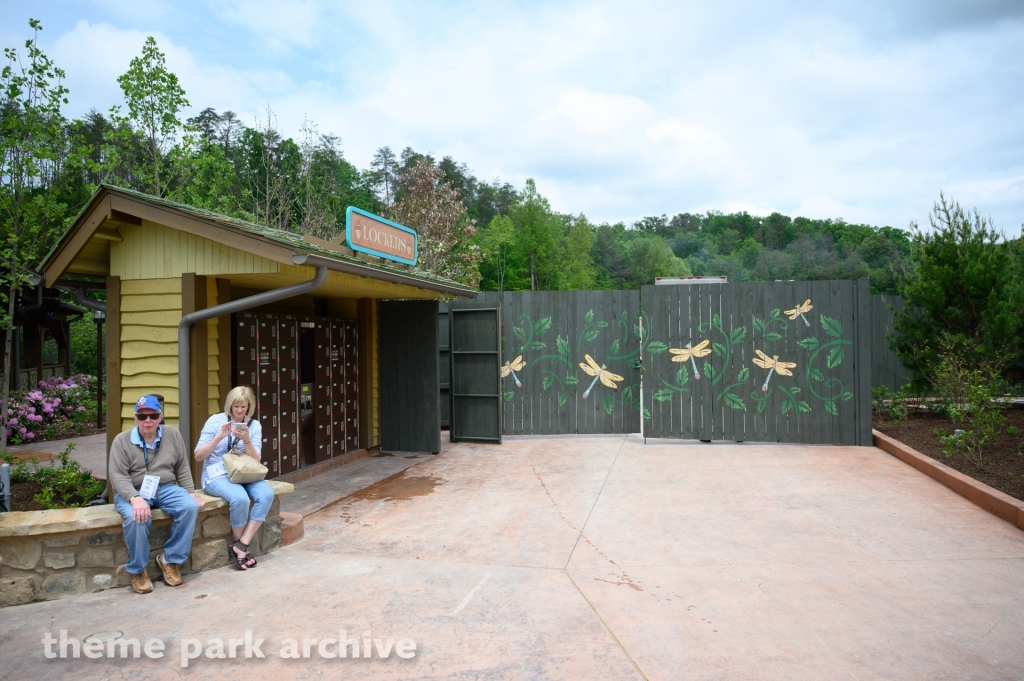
[784,299,814,328]
[669,340,712,380]
[579,354,624,399]
[500,355,526,388]
[752,350,797,391]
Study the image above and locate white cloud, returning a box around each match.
[211,0,322,50]
[50,21,292,123]
[23,0,1024,230]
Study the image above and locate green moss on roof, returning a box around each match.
[47,184,475,293]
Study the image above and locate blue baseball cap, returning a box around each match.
[134,395,162,413]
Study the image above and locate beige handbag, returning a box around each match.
[223,418,268,483]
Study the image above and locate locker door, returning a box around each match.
[277,317,299,474]
[344,319,360,452]
[235,313,259,389]
[330,320,345,457]
[313,319,332,463]
[257,316,281,477]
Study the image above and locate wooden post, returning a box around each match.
[216,278,232,410]
[96,319,103,430]
[104,276,120,499]
[181,273,208,488]
[357,298,374,449]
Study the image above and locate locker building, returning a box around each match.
[40,185,476,486]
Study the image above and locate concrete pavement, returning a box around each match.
[6,433,108,478]
[2,435,1024,679]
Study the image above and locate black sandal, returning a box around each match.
[232,540,257,569]
[227,540,246,570]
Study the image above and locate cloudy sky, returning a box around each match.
[2,1,1023,232]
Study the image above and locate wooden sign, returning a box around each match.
[345,207,418,266]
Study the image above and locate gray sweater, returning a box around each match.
[107,426,196,501]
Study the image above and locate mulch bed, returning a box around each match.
[874,407,1024,502]
[9,482,45,512]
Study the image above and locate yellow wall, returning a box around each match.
[207,278,220,417]
[110,221,282,280]
[119,278,182,431]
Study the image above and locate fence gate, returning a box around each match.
[449,307,502,442]
[641,280,873,445]
[379,300,441,453]
[438,309,451,428]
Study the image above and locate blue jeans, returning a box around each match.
[203,477,274,528]
[114,486,198,574]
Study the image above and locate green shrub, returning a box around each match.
[1,444,105,509]
[872,385,910,424]
[933,376,1005,469]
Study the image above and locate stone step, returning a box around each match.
[279,511,304,547]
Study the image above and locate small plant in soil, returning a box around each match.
[933,376,1005,469]
[872,385,910,424]
[1,443,105,509]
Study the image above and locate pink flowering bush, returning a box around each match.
[4,374,98,444]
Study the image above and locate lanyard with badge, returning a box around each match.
[206,417,245,481]
[136,427,162,501]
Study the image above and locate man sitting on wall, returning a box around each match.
[108,395,205,594]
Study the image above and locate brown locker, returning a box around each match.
[329,320,345,457]
[236,366,259,391]
[313,320,332,458]
[234,312,259,394]
[257,316,281,477]
[236,313,259,368]
[278,317,299,457]
[343,319,359,451]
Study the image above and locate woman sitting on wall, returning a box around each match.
[194,386,273,570]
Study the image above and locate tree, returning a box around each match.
[892,193,1022,385]
[1,19,71,453]
[477,214,517,291]
[110,36,189,196]
[390,161,481,287]
[591,222,631,288]
[163,131,241,216]
[561,215,598,290]
[238,107,298,231]
[623,236,691,288]
[509,179,560,290]
[370,146,398,208]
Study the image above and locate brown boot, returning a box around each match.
[157,553,182,587]
[131,570,153,594]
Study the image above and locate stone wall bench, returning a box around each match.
[0,480,293,607]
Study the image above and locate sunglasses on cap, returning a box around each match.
[136,413,162,421]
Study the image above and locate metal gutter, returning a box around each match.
[22,286,43,312]
[71,288,107,314]
[291,252,478,299]
[177,264,328,448]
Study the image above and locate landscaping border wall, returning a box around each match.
[874,429,1024,532]
[0,481,293,607]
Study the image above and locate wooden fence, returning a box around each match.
[870,294,912,393]
[449,291,642,436]
[446,280,883,444]
[641,281,873,445]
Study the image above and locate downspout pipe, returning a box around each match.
[23,286,43,311]
[177,264,328,449]
[23,278,44,312]
[72,288,107,314]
